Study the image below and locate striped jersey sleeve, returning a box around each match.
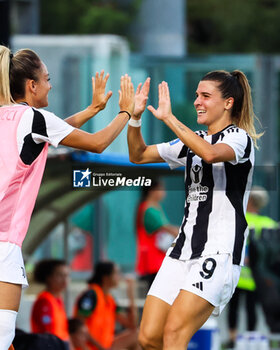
[217,127,252,165]
[157,138,188,169]
[17,107,75,165]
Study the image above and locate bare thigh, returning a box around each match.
[163,290,214,349]
[139,295,171,346]
[0,281,22,311]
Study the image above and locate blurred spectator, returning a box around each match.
[74,261,140,350]
[226,186,278,348]
[136,179,179,290]
[68,318,90,350]
[30,259,71,347]
[12,328,68,350]
[250,227,280,333]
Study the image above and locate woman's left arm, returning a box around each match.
[148,82,235,164]
[65,70,112,128]
[116,279,138,329]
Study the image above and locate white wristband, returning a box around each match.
[128,118,142,127]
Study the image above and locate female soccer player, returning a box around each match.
[0,44,134,349]
[127,71,260,349]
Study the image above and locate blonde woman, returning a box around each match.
[0,45,134,349]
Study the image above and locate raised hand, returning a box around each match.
[147,81,172,121]
[89,70,112,114]
[119,74,135,116]
[133,77,150,119]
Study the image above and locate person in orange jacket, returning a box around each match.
[74,261,140,350]
[31,259,71,347]
[69,318,91,350]
[136,179,179,290]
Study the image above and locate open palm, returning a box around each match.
[134,77,150,119]
[90,70,112,112]
[147,82,172,121]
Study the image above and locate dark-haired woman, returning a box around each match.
[128,71,261,349]
[68,318,91,350]
[74,261,139,350]
[31,260,70,344]
[0,45,134,349]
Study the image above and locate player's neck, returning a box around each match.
[207,113,233,135]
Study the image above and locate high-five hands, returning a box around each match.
[88,74,172,123]
[119,74,135,116]
[148,81,173,121]
[89,70,113,114]
[133,77,151,119]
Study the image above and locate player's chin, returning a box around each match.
[197,116,206,125]
[42,99,49,108]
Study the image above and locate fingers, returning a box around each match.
[118,89,121,104]
[120,75,124,95]
[142,77,151,96]
[158,82,163,101]
[147,105,156,115]
[124,73,129,93]
[104,72,109,85]
[130,76,135,96]
[105,91,113,103]
[162,81,170,99]
[93,70,109,88]
[136,83,142,95]
[121,74,134,95]
[157,81,170,102]
[119,74,135,114]
[135,77,150,97]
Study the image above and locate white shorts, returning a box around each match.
[0,242,28,288]
[148,254,240,316]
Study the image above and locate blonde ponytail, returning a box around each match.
[0,45,13,105]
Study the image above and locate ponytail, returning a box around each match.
[231,70,263,148]
[0,45,13,105]
[0,44,42,104]
[202,70,263,148]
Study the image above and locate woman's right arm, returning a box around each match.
[127,77,164,164]
[60,75,134,153]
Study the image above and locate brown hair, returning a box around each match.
[33,259,67,284]
[201,70,262,147]
[0,45,42,104]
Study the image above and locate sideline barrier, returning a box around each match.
[235,332,269,350]
[189,317,220,350]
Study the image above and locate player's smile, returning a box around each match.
[194,80,230,129]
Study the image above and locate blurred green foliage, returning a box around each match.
[41,0,280,53]
[188,0,280,53]
[40,0,141,35]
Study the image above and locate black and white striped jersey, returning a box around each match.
[157,124,254,266]
[16,105,74,165]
